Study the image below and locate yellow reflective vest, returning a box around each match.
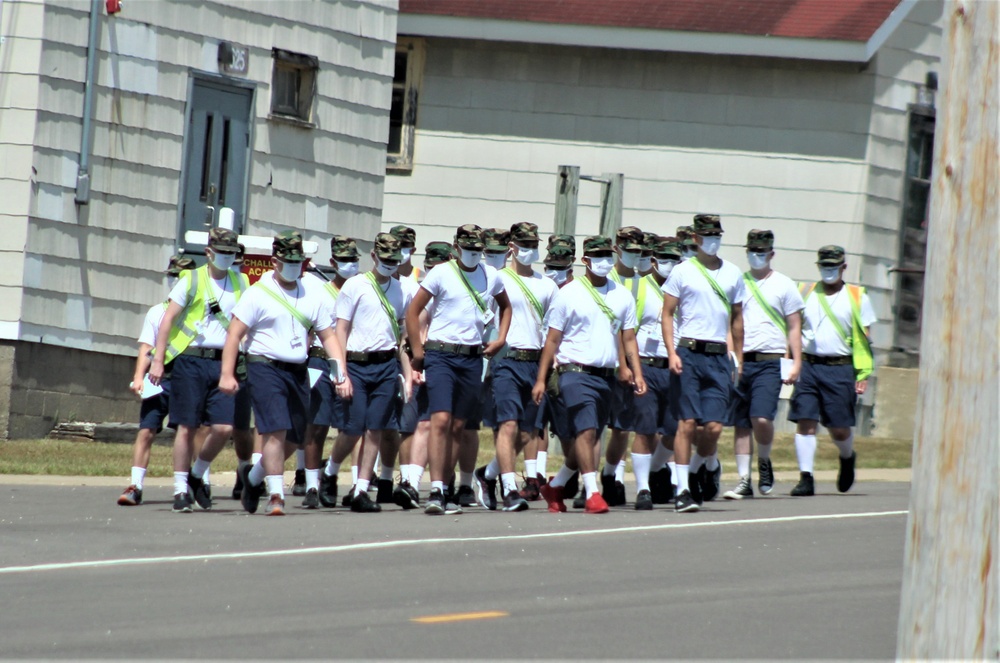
[799,282,874,381]
[162,265,248,362]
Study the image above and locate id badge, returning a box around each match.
[481,308,495,326]
[610,319,622,334]
[290,335,303,349]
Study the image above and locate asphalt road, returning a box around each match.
[0,480,909,659]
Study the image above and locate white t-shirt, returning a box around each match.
[335,273,412,353]
[741,270,806,353]
[168,268,245,349]
[499,268,558,350]
[307,273,342,349]
[232,271,333,363]
[548,278,637,368]
[801,283,877,356]
[664,258,745,344]
[138,303,167,347]
[420,262,505,345]
[636,277,670,358]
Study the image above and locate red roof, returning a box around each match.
[399,0,904,43]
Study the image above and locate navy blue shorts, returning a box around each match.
[247,361,310,444]
[544,377,570,442]
[424,350,482,421]
[138,378,177,433]
[558,370,614,439]
[669,348,731,425]
[789,361,857,429]
[633,363,677,437]
[234,383,252,430]
[342,359,401,435]
[611,380,636,431]
[308,356,346,429]
[169,354,235,427]
[492,357,543,433]
[731,359,782,428]
[399,383,429,434]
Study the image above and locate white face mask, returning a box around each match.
[654,259,678,279]
[210,251,236,271]
[699,236,722,256]
[374,259,397,277]
[747,252,770,270]
[544,267,570,285]
[514,247,539,266]
[483,252,507,269]
[587,256,615,277]
[335,260,359,278]
[400,247,413,264]
[637,256,652,273]
[277,260,302,283]
[682,249,698,261]
[820,266,842,284]
[617,250,641,269]
[460,249,483,269]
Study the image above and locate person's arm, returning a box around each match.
[784,310,803,384]
[148,301,184,385]
[485,290,512,356]
[532,327,563,405]
[218,317,248,396]
[131,343,152,398]
[322,324,351,399]
[730,302,744,373]
[662,294,682,375]
[405,287,432,372]
[621,328,646,396]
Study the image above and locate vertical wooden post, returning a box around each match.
[896,1,998,659]
[554,165,579,238]
[598,172,624,238]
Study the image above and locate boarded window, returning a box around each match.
[387,38,425,173]
[270,49,318,125]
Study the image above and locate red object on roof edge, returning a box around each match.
[399,0,904,43]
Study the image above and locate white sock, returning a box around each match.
[248,461,266,486]
[758,442,772,460]
[305,468,320,492]
[550,465,575,488]
[736,454,751,478]
[296,448,305,471]
[601,462,615,477]
[324,459,341,478]
[265,474,284,498]
[667,460,677,481]
[524,459,537,478]
[431,480,444,493]
[191,458,210,480]
[373,452,382,475]
[615,459,626,483]
[460,471,474,488]
[704,454,719,472]
[650,444,672,469]
[351,465,359,484]
[795,434,817,473]
[203,467,211,486]
[379,464,394,481]
[631,453,651,491]
[131,466,146,489]
[690,453,705,473]
[536,451,548,476]
[582,471,599,498]
[173,471,188,495]
[501,472,518,495]
[356,478,370,494]
[834,432,855,459]
[484,458,500,480]
[675,464,689,495]
[251,452,262,466]
[408,464,424,491]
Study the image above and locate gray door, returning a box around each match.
[179,78,253,252]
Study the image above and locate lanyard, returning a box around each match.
[364,272,401,342]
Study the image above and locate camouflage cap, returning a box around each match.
[509,222,540,244]
[455,224,485,250]
[374,232,403,262]
[424,241,454,268]
[615,225,644,251]
[548,234,577,256]
[388,225,417,248]
[745,229,775,251]
[676,226,698,249]
[816,245,846,266]
[165,255,197,276]
[330,235,359,260]
[273,230,306,263]
[208,227,240,252]
[544,244,574,268]
[483,227,511,251]
[582,235,613,255]
[692,214,723,235]
[641,232,660,253]
[654,237,683,259]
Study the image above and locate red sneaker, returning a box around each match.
[584,492,610,514]
[540,481,566,513]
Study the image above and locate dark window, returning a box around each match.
[387,38,424,173]
[270,49,318,125]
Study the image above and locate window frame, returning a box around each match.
[386,37,426,174]
[269,48,319,127]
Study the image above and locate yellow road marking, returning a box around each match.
[411,611,509,624]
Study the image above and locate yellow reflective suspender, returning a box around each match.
[800,282,873,380]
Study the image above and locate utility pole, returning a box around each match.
[896,1,998,659]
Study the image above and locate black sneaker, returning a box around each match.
[375,478,394,504]
[302,488,320,509]
[689,466,704,505]
[723,475,754,500]
[239,465,263,514]
[649,467,670,504]
[292,468,306,497]
[319,472,338,508]
[572,493,586,509]
[341,485,355,508]
[674,489,700,513]
[600,473,617,504]
[393,481,420,509]
[172,491,193,513]
[232,467,244,500]
[444,492,463,515]
[425,488,445,515]
[351,490,382,513]
[501,490,529,512]
[456,485,476,508]
[188,473,212,510]
[563,471,580,500]
[474,466,497,511]
[615,481,626,506]
[790,471,815,497]
[837,452,856,493]
[634,489,653,510]
[758,458,775,495]
[702,462,721,502]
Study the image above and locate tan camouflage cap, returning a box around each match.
[374,232,403,261]
[745,229,775,251]
[208,227,239,252]
[165,255,197,275]
[509,222,540,244]
[816,245,846,266]
[483,227,511,251]
[273,230,306,262]
[388,225,416,248]
[544,244,574,268]
[583,235,613,256]
[424,241,454,268]
[692,214,723,235]
[330,235,359,260]
[455,224,485,250]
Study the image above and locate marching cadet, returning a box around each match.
[118,255,196,506]
[230,243,255,501]
[661,214,746,513]
[221,231,347,516]
[405,224,512,515]
[788,245,875,496]
[534,236,647,515]
[723,230,804,499]
[148,228,248,514]
[638,231,658,276]
[390,225,420,282]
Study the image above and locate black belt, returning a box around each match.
[678,338,728,355]
[507,348,542,362]
[743,352,783,363]
[639,356,669,368]
[246,354,308,372]
[347,350,397,364]
[182,347,223,360]
[424,341,483,357]
[804,353,852,366]
[308,347,329,360]
[557,363,616,379]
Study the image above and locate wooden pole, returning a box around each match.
[896,1,998,659]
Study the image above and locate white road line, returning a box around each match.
[0,510,907,576]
